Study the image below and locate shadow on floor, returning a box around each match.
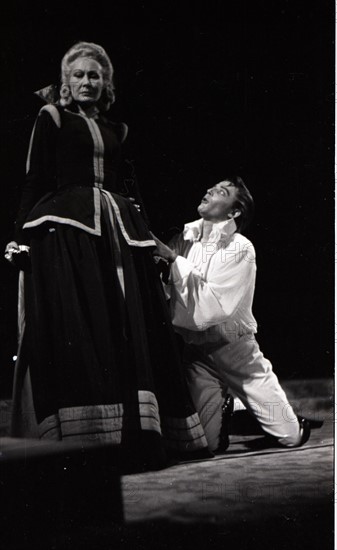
[3,501,333,550]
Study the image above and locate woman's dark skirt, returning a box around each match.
[11,195,210,472]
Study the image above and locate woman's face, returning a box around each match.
[68,57,104,106]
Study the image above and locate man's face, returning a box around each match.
[197,181,239,223]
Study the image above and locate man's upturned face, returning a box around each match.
[197,181,239,223]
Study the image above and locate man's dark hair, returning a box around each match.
[224,175,254,233]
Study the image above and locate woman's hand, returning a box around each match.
[5,241,20,261]
[150,233,177,263]
[4,241,30,269]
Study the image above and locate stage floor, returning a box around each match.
[120,379,333,549]
[0,378,334,549]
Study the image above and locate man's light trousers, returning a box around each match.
[184,334,301,451]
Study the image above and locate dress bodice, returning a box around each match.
[14,104,148,243]
[54,106,125,191]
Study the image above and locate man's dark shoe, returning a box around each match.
[304,417,324,429]
[216,394,234,453]
[296,415,311,446]
[245,415,313,451]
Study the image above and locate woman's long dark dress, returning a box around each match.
[11,103,209,471]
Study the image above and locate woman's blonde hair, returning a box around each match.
[60,41,115,111]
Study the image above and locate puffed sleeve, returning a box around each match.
[168,239,256,330]
[14,106,59,244]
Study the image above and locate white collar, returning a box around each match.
[183,217,237,245]
[77,104,100,119]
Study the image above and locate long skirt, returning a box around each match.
[11,193,210,472]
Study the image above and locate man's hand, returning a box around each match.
[150,233,177,263]
[127,197,141,212]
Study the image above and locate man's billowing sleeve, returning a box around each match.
[168,239,256,330]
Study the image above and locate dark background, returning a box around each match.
[0,0,334,396]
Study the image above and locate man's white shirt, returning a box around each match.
[166,217,258,346]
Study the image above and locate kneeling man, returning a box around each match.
[153,176,310,452]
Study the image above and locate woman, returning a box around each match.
[5,41,210,472]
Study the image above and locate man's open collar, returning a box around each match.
[183,218,237,245]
